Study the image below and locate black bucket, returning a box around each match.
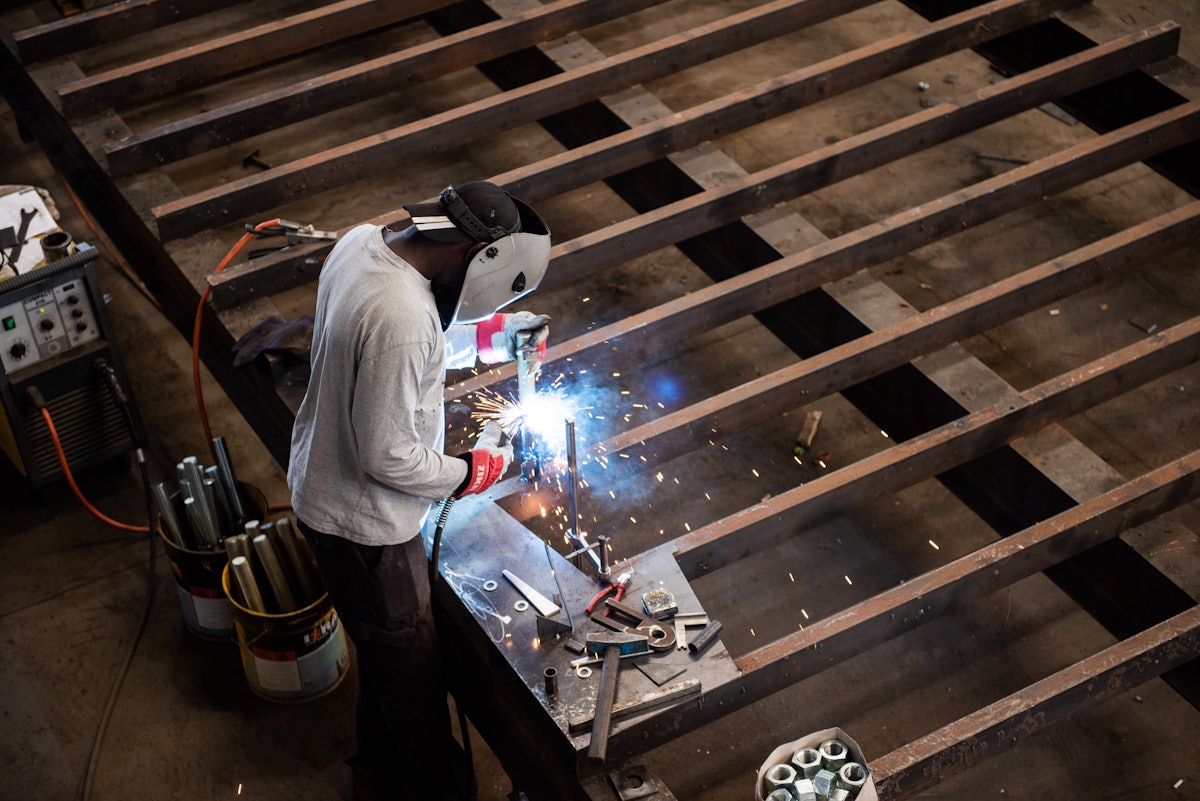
[157,482,268,641]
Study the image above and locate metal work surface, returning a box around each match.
[2,1,1199,799]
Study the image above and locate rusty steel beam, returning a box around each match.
[540,28,1188,292]
[206,0,1111,309]
[449,92,1200,403]
[494,0,1091,206]
[672,315,1200,578]
[602,199,1200,467]
[600,449,1200,756]
[103,0,670,177]
[56,0,455,119]
[152,0,881,240]
[12,0,243,64]
[871,603,1200,801]
[734,448,1200,677]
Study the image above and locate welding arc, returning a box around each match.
[192,218,280,463]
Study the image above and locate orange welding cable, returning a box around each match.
[40,407,148,533]
[192,219,281,463]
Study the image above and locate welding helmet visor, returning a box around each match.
[406,183,551,328]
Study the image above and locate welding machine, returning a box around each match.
[0,244,141,489]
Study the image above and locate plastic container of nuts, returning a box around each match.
[754,727,878,801]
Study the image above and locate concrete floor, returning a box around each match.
[3,2,1200,800]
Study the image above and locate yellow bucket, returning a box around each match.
[221,563,350,703]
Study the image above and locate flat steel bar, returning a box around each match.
[206,0,1113,308]
[56,0,455,119]
[12,0,243,64]
[153,0,880,240]
[602,199,1200,468]
[448,91,1200,403]
[103,0,670,177]
[735,448,1200,676]
[871,604,1200,801]
[599,449,1200,758]
[672,315,1200,578]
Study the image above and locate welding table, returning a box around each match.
[425,486,741,801]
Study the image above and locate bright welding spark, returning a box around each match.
[845,575,853,585]
[929,539,940,550]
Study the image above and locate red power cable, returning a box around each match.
[192,219,280,463]
[40,406,148,533]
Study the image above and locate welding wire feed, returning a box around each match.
[230,555,267,613]
[252,534,297,612]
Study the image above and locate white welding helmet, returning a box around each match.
[404,182,551,327]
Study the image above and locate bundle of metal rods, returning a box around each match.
[151,437,245,550]
[225,517,322,615]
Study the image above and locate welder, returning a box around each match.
[288,181,551,801]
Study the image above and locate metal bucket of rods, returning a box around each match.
[220,526,349,703]
[157,479,268,641]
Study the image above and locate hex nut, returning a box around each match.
[812,768,837,800]
[792,777,818,801]
[819,739,849,772]
[764,763,798,793]
[791,747,822,778]
[837,762,868,796]
[828,789,852,801]
[766,791,793,801]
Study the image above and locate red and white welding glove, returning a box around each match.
[454,420,513,497]
[475,312,551,373]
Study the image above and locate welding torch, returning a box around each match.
[514,329,540,406]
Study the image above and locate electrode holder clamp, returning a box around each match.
[246,220,337,245]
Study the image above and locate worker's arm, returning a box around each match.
[444,323,479,369]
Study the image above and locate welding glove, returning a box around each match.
[454,420,513,496]
[475,312,551,374]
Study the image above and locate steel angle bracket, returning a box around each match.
[502,569,561,617]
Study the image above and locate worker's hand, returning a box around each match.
[476,312,551,371]
[454,420,513,496]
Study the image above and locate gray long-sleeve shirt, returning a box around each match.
[288,224,476,545]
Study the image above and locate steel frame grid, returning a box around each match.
[2,1,1198,799]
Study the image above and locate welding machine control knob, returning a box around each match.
[9,341,27,360]
[39,319,55,332]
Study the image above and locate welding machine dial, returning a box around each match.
[0,278,100,374]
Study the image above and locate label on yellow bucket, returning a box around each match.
[244,606,348,700]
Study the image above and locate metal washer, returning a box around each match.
[513,599,530,612]
[482,580,498,592]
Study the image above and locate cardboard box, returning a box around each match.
[755,726,878,801]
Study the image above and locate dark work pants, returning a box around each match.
[297,519,470,801]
